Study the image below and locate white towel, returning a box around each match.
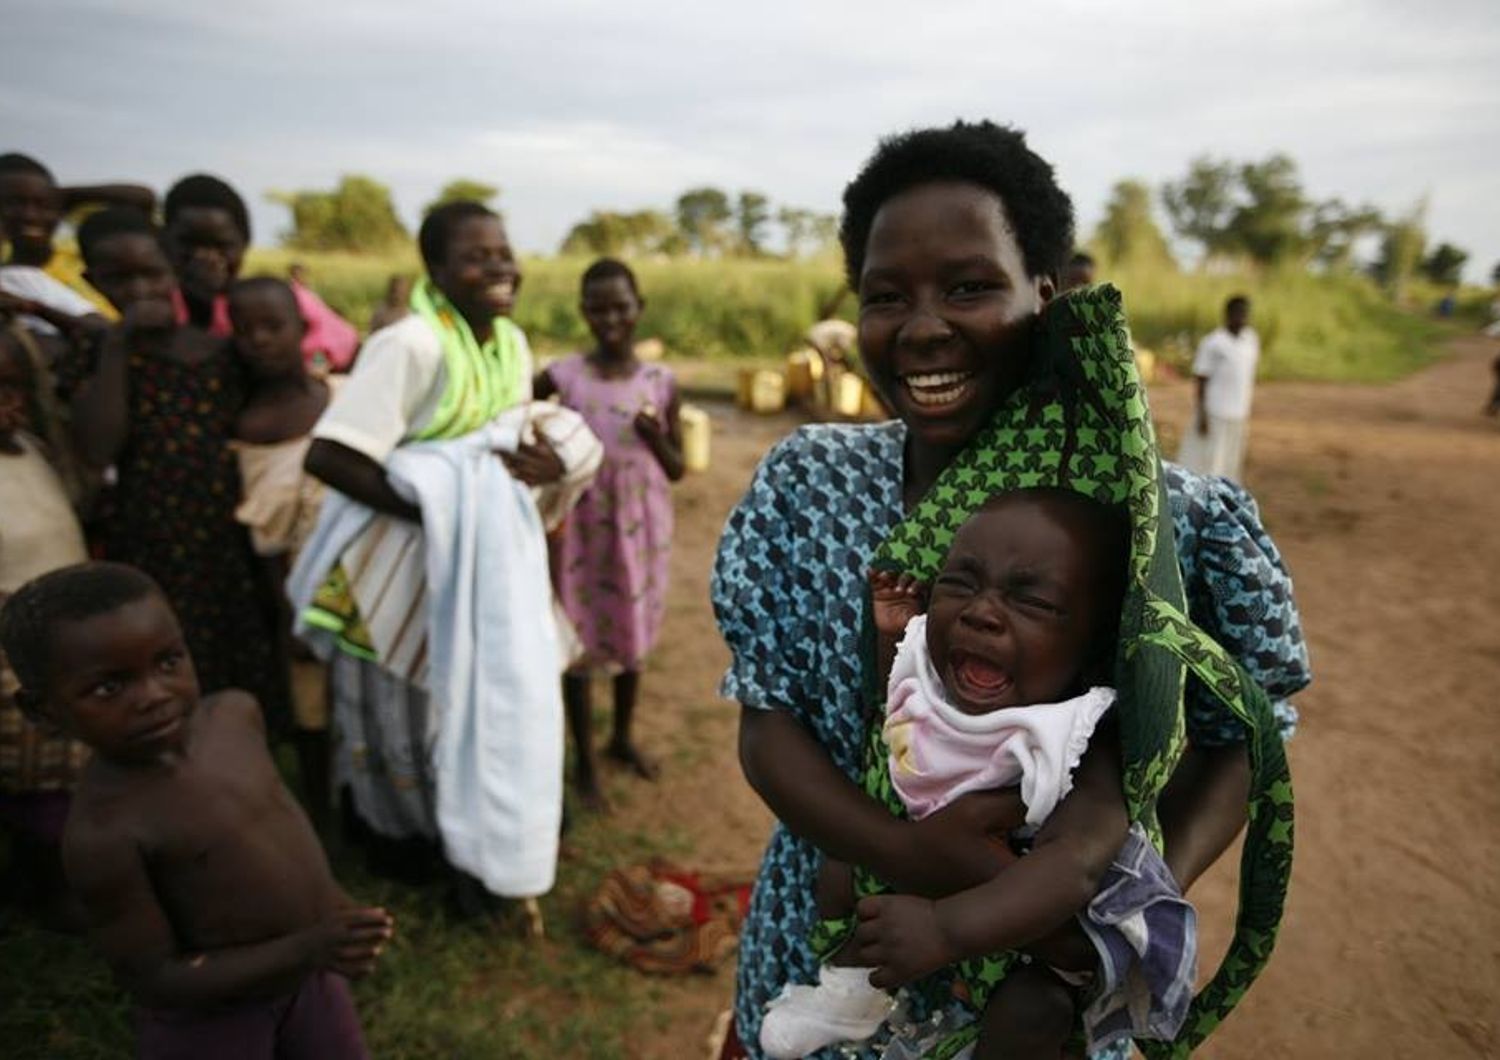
[289,402,602,897]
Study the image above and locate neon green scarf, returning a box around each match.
[409,277,526,440]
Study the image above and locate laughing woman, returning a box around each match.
[303,201,566,901]
[711,122,1309,1057]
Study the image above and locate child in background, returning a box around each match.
[69,207,289,733]
[368,273,413,334]
[0,151,153,334]
[162,175,360,371]
[535,259,683,811]
[228,277,338,814]
[0,326,89,926]
[761,490,1195,1060]
[0,563,391,1058]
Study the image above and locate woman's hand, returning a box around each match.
[498,435,565,485]
[849,894,959,989]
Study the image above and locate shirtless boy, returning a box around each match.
[0,562,392,1058]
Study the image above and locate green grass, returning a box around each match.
[247,248,851,362]
[1102,260,1459,382]
[246,246,1474,384]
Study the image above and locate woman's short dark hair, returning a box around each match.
[839,120,1075,288]
[418,201,499,272]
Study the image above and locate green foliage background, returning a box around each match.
[246,246,1474,383]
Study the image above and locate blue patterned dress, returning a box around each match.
[710,422,1309,1058]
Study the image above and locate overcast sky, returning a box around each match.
[5,0,1497,279]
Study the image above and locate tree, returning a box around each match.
[1420,242,1468,286]
[778,207,840,257]
[735,191,771,256]
[1092,179,1174,268]
[559,209,677,257]
[777,207,815,256]
[427,178,500,213]
[1372,200,1427,299]
[1492,261,1500,286]
[808,213,840,252]
[267,174,407,252]
[1307,199,1383,272]
[1226,154,1309,267]
[1161,157,1238,263]
[674,187,732,255]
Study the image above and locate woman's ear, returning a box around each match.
[1036,273,1057,306]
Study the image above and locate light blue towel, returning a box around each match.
[289,407,569,898]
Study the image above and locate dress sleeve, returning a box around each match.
[711,433,814,715]
[1164,463,1311,746]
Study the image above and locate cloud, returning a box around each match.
[3,0,1497,274]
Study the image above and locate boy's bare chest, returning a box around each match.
[133,737,331,943]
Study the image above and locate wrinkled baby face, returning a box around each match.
[925,497,1110,714]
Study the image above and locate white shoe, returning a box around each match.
[758,965,895,1058]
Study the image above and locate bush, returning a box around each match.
[244,247,1457,382]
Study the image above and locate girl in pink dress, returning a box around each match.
[536,259,683,811]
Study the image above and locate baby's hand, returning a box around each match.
[849,894,958,989]
[314,906,394,979]
[868,569,925,637]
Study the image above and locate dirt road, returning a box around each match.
[599,337,1500,1059]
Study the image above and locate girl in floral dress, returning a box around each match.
[536,259,683,811]
[68,208,286,732]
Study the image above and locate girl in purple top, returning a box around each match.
[535,259,684,811]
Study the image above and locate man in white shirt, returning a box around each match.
[1177,294,1258,482]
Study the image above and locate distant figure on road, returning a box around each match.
[368,274,413,335]
[1177,294,1258,482]
[1061,250,1096,291]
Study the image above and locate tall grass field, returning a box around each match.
[246,247,1475,383]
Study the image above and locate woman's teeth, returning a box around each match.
[902,371,975,407]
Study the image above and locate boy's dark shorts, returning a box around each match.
[137,969,368,1060]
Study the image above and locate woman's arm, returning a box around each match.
[846,725,1129,987]
[60,183,156,216]
[304,438,421,522]
[634,390,685,481]
[70,326,132,469]
[1157,741,1250,890]
[739,707,1022,899]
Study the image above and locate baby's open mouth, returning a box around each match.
[949,650,1014,705]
